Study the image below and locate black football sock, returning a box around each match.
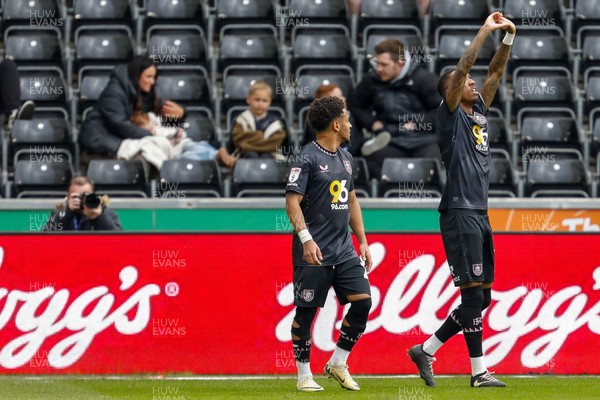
[459,286,484,358]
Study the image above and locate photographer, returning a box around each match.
[43,176,123,231]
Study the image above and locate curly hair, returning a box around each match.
[307,96,345,132]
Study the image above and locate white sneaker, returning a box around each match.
[361,131,391,156]
[296,376,324,392]
[324,362,360,391]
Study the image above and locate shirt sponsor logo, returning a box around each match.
[329,180,349,210]
[319,164,329,172]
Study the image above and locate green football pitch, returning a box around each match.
[0,375,598,400]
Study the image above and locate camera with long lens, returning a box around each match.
[79,192,101,210]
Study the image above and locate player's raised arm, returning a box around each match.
[444,12,509,111]
[480,16,516,109]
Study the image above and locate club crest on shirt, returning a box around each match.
[289,167,301,183]
[302,289,314,302]
[344,160,352,174]
[472,112,487,126]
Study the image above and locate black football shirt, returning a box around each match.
[285,141,357,267]
[437,94,490,211]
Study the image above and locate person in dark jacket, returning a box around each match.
[301,83,363,156]
[78,56,186,157]
[348,38,442,178]
[43,176,122,231]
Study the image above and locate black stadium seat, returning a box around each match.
[218,25,280,71]
[158,159,222,198]
[18,67,67,107]
[147,26,208,67]
[10,118,73,167]
[380,158,443,198]
[435,27,496,73]
[291,26,352,71]
[74,0,131,21]
[4,27,63,67]
[525,156,590,197]
[14,160,73,198]
[74,26,134,69]
[155,65,211,108]
[216,0,275,29]
[359,0,419,31]
[489,154,517,197]
[232,158,289,197]
[87,160,148,198]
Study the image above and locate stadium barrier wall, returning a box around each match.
[0,233,598,374]
[1,198,600,232]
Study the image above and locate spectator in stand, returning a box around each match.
[348,38,442,178]
[302,83,363,156]
[0,59,35,132]
[78,56,187,172]
[230,81,287,159]
[43,176,122,231]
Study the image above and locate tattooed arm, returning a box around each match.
[481,17,516,109]
[445,12,511,111]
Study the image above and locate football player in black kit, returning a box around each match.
[285,96,373,392]
[408,12,516,388]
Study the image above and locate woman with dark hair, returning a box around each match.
[79,56,185,158]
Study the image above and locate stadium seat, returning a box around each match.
[511,67,575,114]
[18,66,68,107]
[487,115,510,153]
[2,0,62,26]
[232,158,289,197]
[74,25,134,72]
[352,157,371,198]
[509,28,570,72]
[184,107,218,144]
[74,0,132,21]
[147,25,208,68]
[155,65,211,108]
[434,27,496,73]
[293,65,355,111]
[428,0,490,36]
[585,68,600,111]
[489,150,517,197]
[286,0,348,27]
[358,0,419,32]
[13,159,73,198]
[574,0,600,30]
[525,154,590,197]
[10,118,73,167]
[77,66,111,108]
[503,0,564,27]
[4,27,64,69]
[87,159,148,197]
[218,25,280,71]
[379,158,443,198]
[516,108,582,156]
[577,27,600,76]
[158,159,222,198]
[216,0,275,29]
[291,25,353,71]
[144,0,206,21]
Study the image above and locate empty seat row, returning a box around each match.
[5,154,600,199]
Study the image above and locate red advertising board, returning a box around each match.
[0,234,598,374]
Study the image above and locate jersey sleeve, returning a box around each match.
[285,156,311,196]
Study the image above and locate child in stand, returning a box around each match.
[231,81,287,159]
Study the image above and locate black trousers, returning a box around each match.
[0,59,21,117]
